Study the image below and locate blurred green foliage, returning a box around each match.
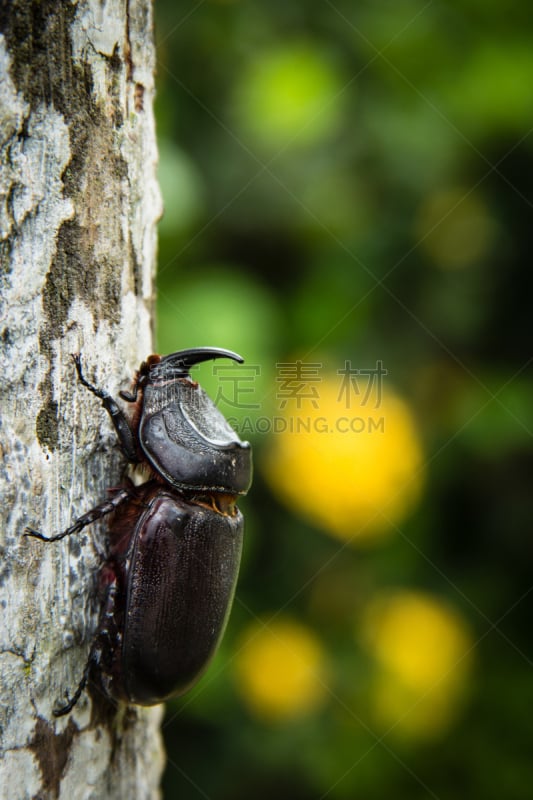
[153,1,533,798]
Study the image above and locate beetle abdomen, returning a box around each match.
[122,490,243,705]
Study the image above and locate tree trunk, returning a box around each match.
[0,2,164,798]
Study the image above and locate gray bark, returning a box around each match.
[0,1,164,798]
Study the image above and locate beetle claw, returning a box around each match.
[53,694,73,718]
[24,527,50,541]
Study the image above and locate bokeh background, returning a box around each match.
[153,1,533,798]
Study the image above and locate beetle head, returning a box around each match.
[139,347,252,496]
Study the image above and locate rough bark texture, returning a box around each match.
[0,2,164,798]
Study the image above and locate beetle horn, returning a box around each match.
[160,347,244,374]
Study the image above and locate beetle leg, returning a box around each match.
[72,353,139,463]
[53,662,91,717]
[25,487,131,542]
[53,579,119,717]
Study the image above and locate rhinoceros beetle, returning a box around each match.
[26,347,252,716]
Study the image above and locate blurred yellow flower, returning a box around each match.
[234,618,327,721]
[359,590,473,737]
[262,376,423,543]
